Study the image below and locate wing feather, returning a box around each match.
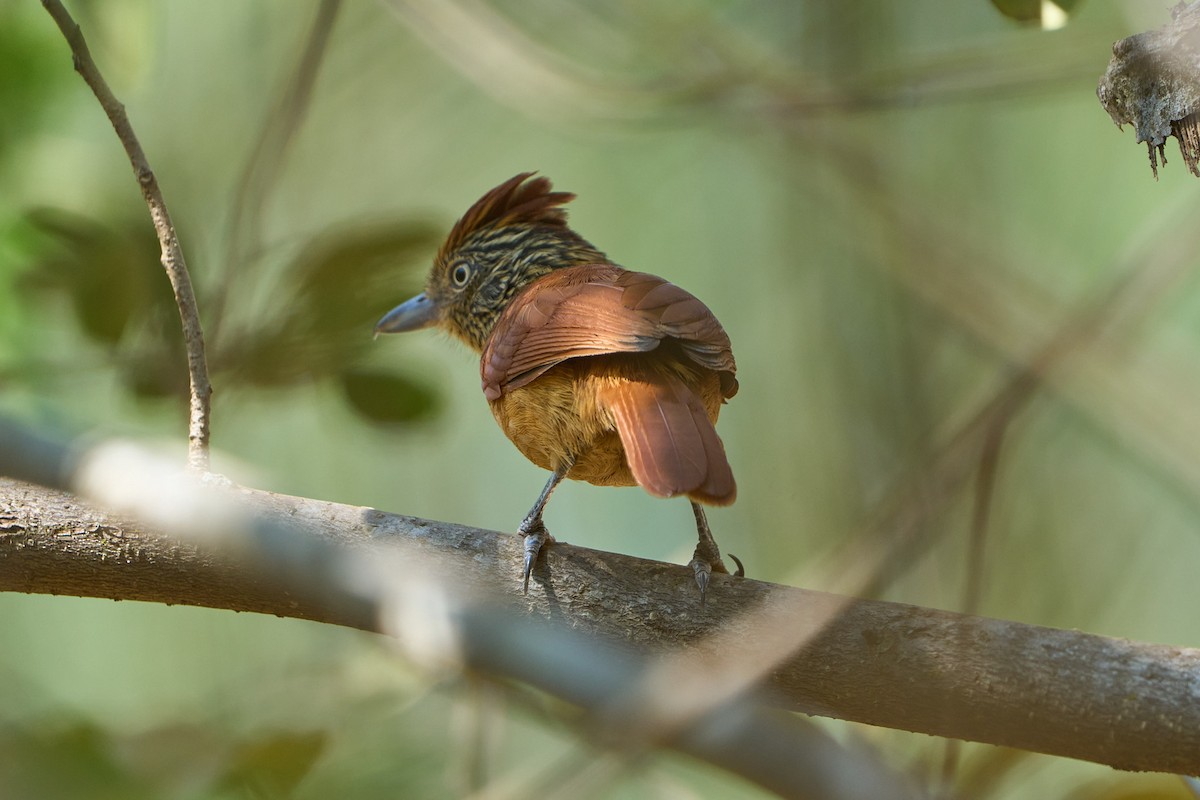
[481,265,737,401]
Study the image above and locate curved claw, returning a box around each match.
[728,553,745,578]
[520,521,552,594]
[690,556,713,605]
[522,546,537,594]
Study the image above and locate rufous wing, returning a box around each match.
[481,265,737,401]
[599,372,736,505]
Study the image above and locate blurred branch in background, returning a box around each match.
[2,419,1199,778]
[40,0,212,469]
[385,0,1100,126]
[382,0,701,124]
[790,127,1200,602]
[15,0,443,429]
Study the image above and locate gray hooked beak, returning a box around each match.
[375,292,439,336]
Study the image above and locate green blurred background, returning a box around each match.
[3,0,1200,797]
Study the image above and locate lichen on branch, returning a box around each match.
[1097,1,1200,178]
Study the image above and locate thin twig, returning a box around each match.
[40,0,212,470]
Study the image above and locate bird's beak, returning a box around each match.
[375,292,439,336]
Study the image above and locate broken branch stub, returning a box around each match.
[1097,1,1200,178]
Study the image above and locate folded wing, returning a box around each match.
[481,265,737,401]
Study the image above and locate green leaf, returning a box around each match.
[990,0,1083,28]
[0,720,157,800]
[215,731,327,799]
[217,219,439,389]
[18,207,162,346]
[288,219,438,336]
[0,12,73,154]
[339,368,440,426]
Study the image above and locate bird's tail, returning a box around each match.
[599,372,736,505]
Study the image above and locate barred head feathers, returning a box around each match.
[426,173,609,351]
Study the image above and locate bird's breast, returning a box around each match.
[486,360,637,487]
[486,355,727,491]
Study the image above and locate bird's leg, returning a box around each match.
[518,456,575,593]
[688,502,744,604]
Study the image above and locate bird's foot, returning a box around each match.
[688,539,745,605]
[689,555,713,604]
[518,517,555,594]
[688,502,743,604]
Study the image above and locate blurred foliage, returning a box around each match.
[991,0,1084,26]
[0,721,159,800]
[19,207,168,349]
[214,731,327,798]
[3,0,1200,798]
[217,219,437,387]
[339,367,439,425]
[0,3,70,159]
[10,208,441,420]
[1064,775,1198,800]
[0,721,326,800]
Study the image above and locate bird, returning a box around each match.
[375,173,742,600]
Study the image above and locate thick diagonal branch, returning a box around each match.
[1,475,1197,776]
[0,470,921,800]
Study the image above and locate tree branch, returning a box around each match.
[0,421,922,800]
[1098,0,1200,178]
[2,472,1197,776]
[41,0,212,468]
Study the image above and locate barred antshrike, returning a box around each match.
[376,173,741,600]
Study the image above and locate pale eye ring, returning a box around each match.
[451,263,471,287]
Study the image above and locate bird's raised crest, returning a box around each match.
[438,172,575,261]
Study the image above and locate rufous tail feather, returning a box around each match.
[600,373,736,505]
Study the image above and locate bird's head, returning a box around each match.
[375,173,606,351]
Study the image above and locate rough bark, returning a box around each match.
[1098,0,1200,177]
[2,477,1198,775]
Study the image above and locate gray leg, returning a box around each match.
[687,501,743,604]
[518,457,574,593]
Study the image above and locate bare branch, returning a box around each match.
[0,429,923,800]
[40,0,212,468]
[386,0,1097,127]
[1,445,1198,776]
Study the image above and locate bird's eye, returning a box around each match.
[451,263,471,287]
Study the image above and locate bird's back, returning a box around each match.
[481,264,737,505]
